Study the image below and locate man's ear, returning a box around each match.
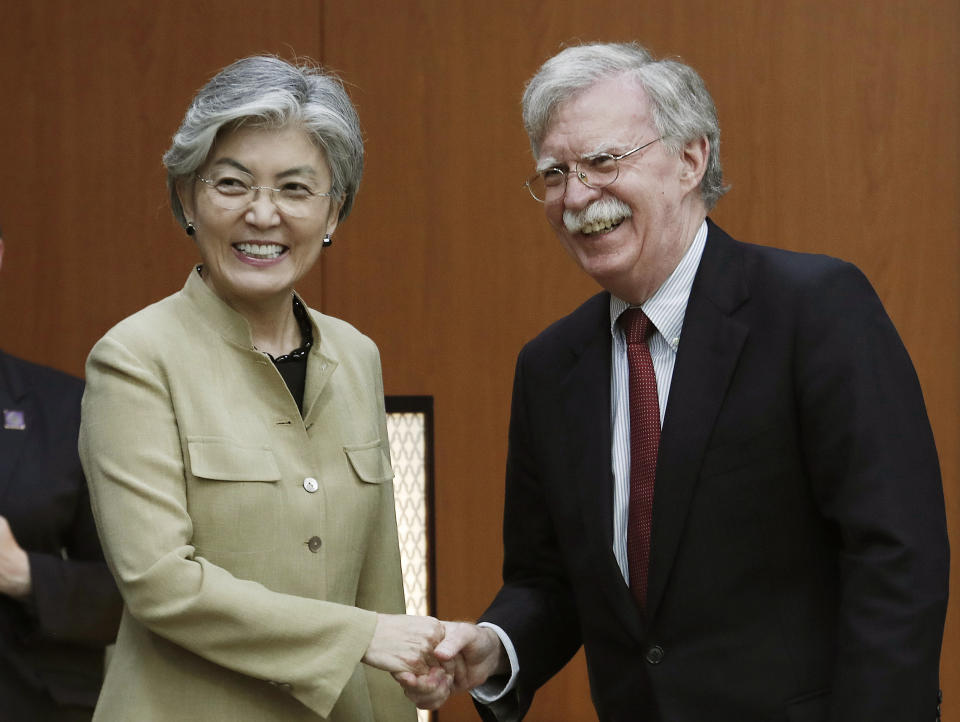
[679,136,709,192]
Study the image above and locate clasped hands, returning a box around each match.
[362,614,508,710]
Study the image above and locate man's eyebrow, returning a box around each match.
[585,141,628,156]
[536,142,626,172]
[536,156,564,172]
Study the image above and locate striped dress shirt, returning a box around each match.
[609,220,707,583]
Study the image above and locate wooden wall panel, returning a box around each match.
[0,0,323,375]
[321,1,958,719]
[0,1,956,720]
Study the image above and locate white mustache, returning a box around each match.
[563,197,632,233]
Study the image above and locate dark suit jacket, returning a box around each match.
[480,221,949,722]
[0,350,122,720]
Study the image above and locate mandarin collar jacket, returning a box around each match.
[78,270,415,722]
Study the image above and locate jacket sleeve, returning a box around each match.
[22,375,122,646]
[26,472,123,646]
[354,347,417,721]
[79,334,379,719]
[478,347,583,719]
[796,261,949,719]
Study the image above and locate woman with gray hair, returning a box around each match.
[78,56,436,721]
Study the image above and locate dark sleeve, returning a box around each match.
[478,348,583,719]
[23,378,122,647]
[796,261,949,719]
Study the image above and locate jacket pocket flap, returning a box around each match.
[187,437,281,482]
[344,441,394,484]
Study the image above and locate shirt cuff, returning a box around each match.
[469,622,520,703]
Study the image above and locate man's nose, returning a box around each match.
[562,171,602,209]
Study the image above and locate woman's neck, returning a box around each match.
[198,270,302,357]
[246,298,301,357]
[222,290,300,357]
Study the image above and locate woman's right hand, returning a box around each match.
[361,613,448,676]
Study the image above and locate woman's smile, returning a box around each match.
[232,241,289,262]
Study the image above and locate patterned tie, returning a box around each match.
[623,308,660,610]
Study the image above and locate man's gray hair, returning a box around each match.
[522,42,727,210]
[163,55,364,228]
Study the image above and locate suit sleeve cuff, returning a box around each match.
[469,622,519,702]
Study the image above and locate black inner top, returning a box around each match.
[267,295,312,413]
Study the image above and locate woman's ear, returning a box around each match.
[324,197,345,239]
[177,177,196,227]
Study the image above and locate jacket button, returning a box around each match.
[306,536,322,553]
[645,644,664,665]
[302,477,319,493]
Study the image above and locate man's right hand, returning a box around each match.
[394,621,509,710]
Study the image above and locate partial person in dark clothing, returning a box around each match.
[0,224,123,721]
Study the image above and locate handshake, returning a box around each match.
[362,615,510,710]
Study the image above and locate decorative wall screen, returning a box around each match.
[386,396,435,722]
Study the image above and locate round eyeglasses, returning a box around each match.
[196,173,334,218]
[524,137,662,203]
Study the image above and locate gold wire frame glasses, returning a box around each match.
[524,137,662,203]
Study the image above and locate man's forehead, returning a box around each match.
[537,76,652,161]
[559,73,649,117]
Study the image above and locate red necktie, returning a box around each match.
[623,308,659,609]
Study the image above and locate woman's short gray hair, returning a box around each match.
[522,42,728,210]
[163,55,364,228]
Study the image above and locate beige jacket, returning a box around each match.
[78,270,415,721]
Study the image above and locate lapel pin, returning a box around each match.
[3,409,26,430]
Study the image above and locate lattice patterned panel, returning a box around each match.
[387,411,430,617]
[387,408,433,722]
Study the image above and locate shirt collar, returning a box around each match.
[609,219,708,344]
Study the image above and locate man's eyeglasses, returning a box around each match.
[524,137,662,203]
[196,173,334,218]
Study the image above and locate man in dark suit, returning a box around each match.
[396,42,949,721]
[0,225,122,720]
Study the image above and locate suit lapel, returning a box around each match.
[560,300,647,642]
[645,223,750,620]
[0,352,31,504]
